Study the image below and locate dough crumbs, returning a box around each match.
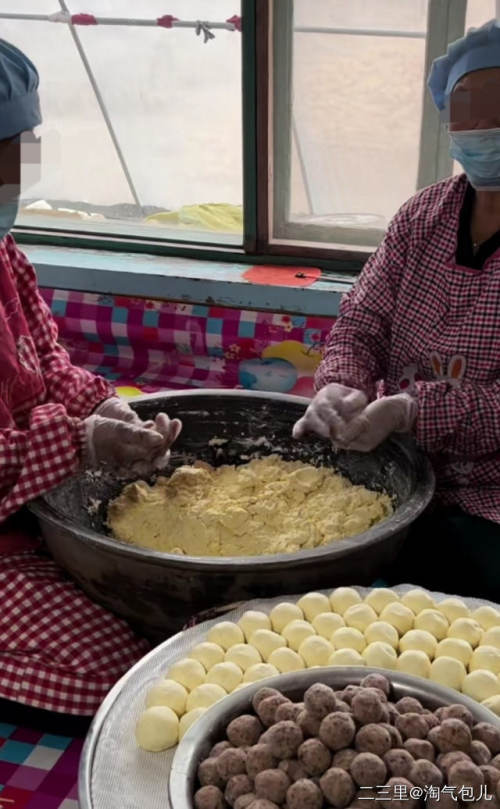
[107,455,393,557]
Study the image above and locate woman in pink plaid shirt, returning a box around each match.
[294,21,500,602]
[0,40,181,716]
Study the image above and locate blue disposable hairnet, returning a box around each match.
[0,39,41,141]
[428,19,500,112]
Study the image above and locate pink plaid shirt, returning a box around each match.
[316,173,500,523]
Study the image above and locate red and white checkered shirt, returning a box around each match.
[316,173,500,523]
[0,234,114,522]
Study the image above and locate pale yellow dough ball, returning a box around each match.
[448,618,482,648]
[379,603,415,636]
[329,648,365,666]
[186,683,226,711]
[297,592,331,621]
[462,669,499,701]
[312,611,345,639]
[249,629,286,661]
[429,656,466,690]
[225,644,262,671]
[189,642,225,670]
[298,635,333,667]
[483,627,500,649]
[362,641,398,669]
[365,621,399,650]
[470,645,500,675]
[168,658,206,691]
[205,662,243,692]
[268,647,305,673]
[179,708,206,739]
[331,627,366,653]
[482,695,500,716]
[329,587,362,614]
[364,588,400,614]
[472,606,500,631]
[269,602,304,633]
[282,619,316,652]
[238,610,272,640]
[207,621,244,650]
[438,598,470,623]
[401,589,435,614]
[145,679,187,715]
[414,609,449,641]
[435,638,473,666]
[135,706,179,751]
[397,650,431,679]
[399,629,438,659]
[243,663,279,683]
[344,603,378,633]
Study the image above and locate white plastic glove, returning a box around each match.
[149,413,183,471]
[292,383,368,441]
[93,397,154,428]
[82,415,168,473]
[333,393,417,452]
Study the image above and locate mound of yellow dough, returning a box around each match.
[107,456,392,557]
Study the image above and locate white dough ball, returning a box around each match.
[298,635,333,666]
[282,619,316,652]
[399,629,438,659]
[135,706,179,751]
[312,611,345,639]
[297,592,331,621]
[186,683,226,711]
[364,621,399,650]
[429,656,466,690]
[207,621,244,650]
[470,645,500,675]
[401,589,435,614]
[329,587,362,614]
[364,588,400,614]
[189,642,225,670]
[179,708,206,739]
[225,643,262,671]
[249,629,287,661]
[331,627,366,653]
[482,695,500,716]
[448,618,482,648]
[205,662,243,692]
[462,669,499,701]
[238,610,271,640]
[379,603,415,636]
[362,641,398,669]
[268,647,305,673]
[414,609,449,641]
[435,638,473,666]
[472,606,500,631]
[344,603,378,633]
[483,627,500,649]
[243,663,279,683]
[145,679,187,716]
[397,650,431,679]
[269,602,303,633]
[438,598,470,623]
[329,648,365,666]
[168,658,206,691]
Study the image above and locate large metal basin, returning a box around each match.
[29,390,435,639]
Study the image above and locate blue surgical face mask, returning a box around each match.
[449,127,500,190]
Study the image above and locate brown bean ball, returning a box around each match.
[404,739,436,762]
[355,724,392,756]
[364,686,388,704]
[246,745,277,780]
[217,748,248,781]
[395,712,429,740]
[471,740,493,766]
[252,688,282,712]
[352,691,385,725]
[226,775,253,807]
[481,764,500,793]
[351,752,387,787]
[341,685,362,704]
[336,700,351,713]
[320,767,356,808]
[476,798,500,809]
[199,757,224,787]
[423,713,440,731]
[448,759,484,792]
[194,785,226,809]
[383,749,415,778]
[265,720,303,760]
[254,769,290,804]
[409,759,443,788]
[287,778,323,809]
[381,724,403,748]
[395,696,424,715]
[334,749,359,770]
[247,801,280,809]
[227,716,263,748]
[353,787,382,807]
[442,704,474,727]
[304,683,337,718]
[278,758,307,782]
[429,718,472,753]
[257,695,290,728]
[298,738,332,776]
[426,794,456,809]
[378,777,418,809]
[320,712,357,751]
[234,795,256,809]
[473,723,500,755]
[437,751,472,776]
[297,710,322,738]
[210,741,232,758]
[492,754,500,770]
[386,703,400,725]
[275,701,302,723]
[361,673,391,697]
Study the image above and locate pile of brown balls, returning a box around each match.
[192,673,500,809]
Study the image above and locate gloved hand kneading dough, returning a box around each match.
[292,383,368,441]
[151,412,183,470]
[333,393,417,453]
[82,415,169,473]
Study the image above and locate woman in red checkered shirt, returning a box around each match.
[0,41,181,716]
[294,21,500,602]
